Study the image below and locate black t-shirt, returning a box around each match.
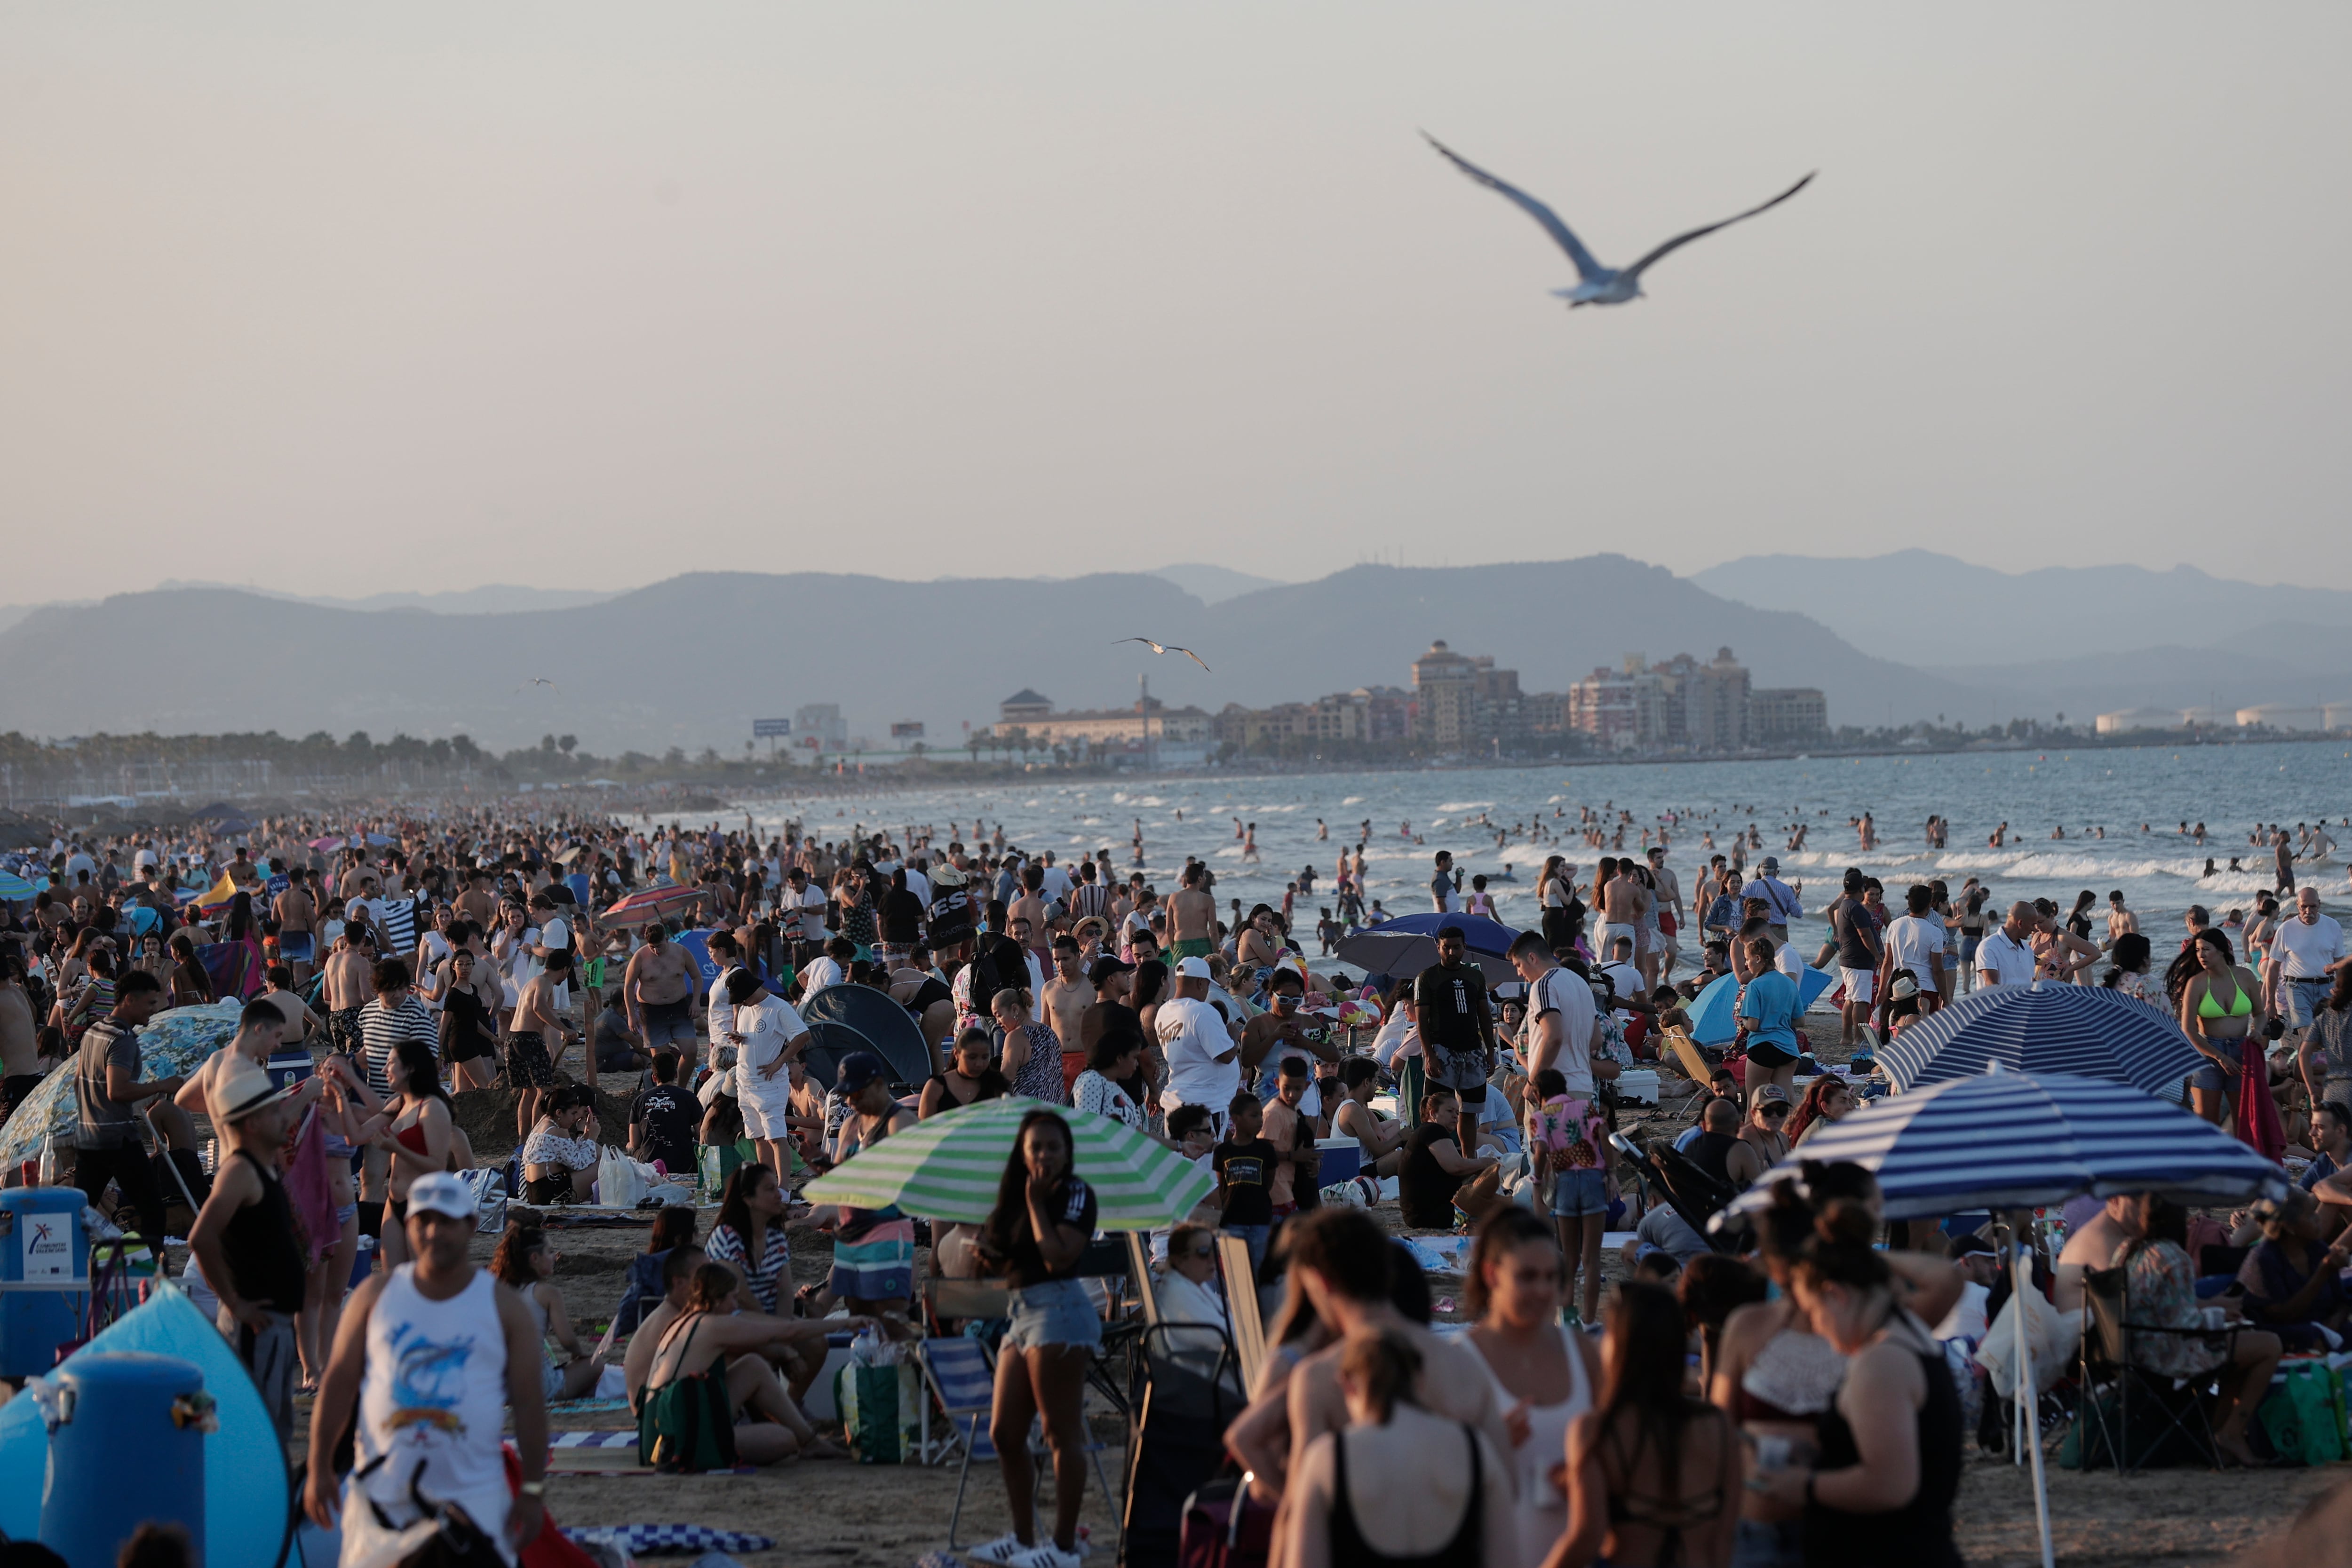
[1412,960,1494,1058]
[1830,895,1880,969]
[1001,1173,1099,1289]
[880,888,926,944]
[1215,1137,1278,1227]
[927,887,974,949]
[1398,1123,1467,1229]
[906,976,954,1014]
[630,1083,698,1175]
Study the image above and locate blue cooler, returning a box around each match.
[265,1049,315,1095]
[0,1188,87,1377]
[41,1353,207,1568]
[1314,1139,1362,1190]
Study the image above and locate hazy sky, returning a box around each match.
[7,3,2350,605]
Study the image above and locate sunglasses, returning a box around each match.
[1759,1104,1789,1118]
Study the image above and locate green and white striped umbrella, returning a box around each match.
[801,1098,1213,1228]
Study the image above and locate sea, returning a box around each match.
[747,738,2352,958]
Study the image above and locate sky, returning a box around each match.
[6,2,2351,606]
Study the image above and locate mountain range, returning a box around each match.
[0,553,2336,752]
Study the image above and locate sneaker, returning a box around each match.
[965,1533,1031,1566]
[1012,1545,1082,1568]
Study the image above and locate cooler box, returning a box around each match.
[264,1050,315,1095]
[1613,1069,1661,1107]
[1315,1139,1362,1188]
[0,1188,87,1378]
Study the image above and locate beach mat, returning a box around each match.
[568,1525,776,1556]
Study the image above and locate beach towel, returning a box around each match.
[198,939,262,1001]
[565,1527,775,1557]
[284,1108,339,1268]
[2238,1037,2286,1163]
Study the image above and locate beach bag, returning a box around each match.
[1177,1473,1274,1568]
[834,1360,920,1464]
[637,1362,739,1473]
[1973,1279,2078,1399]
[2257,1363,2347,1466]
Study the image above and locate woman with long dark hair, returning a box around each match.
[1557,1280,1740,1567]
[1465,1208,1599,1567]
[968,1110,1099,1568]
[2169,928,2261,1127]
[2099,932,2160,1006]
[347,1038,453,1267]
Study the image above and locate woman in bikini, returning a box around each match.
[345,1038,453,1267]
[2171,928,2262,1126]
[918,1026,1010,1120]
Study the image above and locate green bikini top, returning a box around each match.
[2199,976,2253,1020]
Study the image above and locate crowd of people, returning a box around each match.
[2,802,2348,1567]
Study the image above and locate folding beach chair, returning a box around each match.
[2075,1264,2225,1471]
[1213,1234,1268,1394]
[919,1307,1123,1550]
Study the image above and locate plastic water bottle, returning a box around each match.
[848,1326,882,1367]
[37,1132,60,1188]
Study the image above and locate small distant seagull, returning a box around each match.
[1114,638,1212,673]
[1423,133,1812,308]
[517,677,560,694]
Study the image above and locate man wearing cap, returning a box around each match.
[1157,956,1241,1136]
[1740,856,1803,947]
[307,1170,549,1558]
[187,1055,310,1441]
[726,967,809,1186]
[1412,926,1499,1159]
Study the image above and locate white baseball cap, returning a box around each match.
[1176,956,1214,980]
[405,1171,476,1223]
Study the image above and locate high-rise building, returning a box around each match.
[1568,649,1767,751]
[1410,641,1523,749]
[1750,688,1828,743]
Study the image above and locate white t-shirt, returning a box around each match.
[2272,915,2346,979]
[540,915,571,954]
[1527,966,1597,1095]
[1156,995,1240,1113]
[734,993,810,1086]
[800,955,845,994]
[786,886,828,941]
[1040,864,1074,902]
[1975,929,2035,987]
[1883,914,1943,989]
[1935,1279,1991,1343]
[707,966,741,1053]
[903,866,933,906]
[1772,943,1806,982]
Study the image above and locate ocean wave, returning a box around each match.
[1213,846,1247,859]
[1437,801,1495,813]
[1341,796,1365,806]
[1110,794,1167,807]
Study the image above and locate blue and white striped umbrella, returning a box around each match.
[1875,980,2202,1095]
[1719,1069,2287,1223]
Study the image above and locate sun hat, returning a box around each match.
[214,1057,295,1124]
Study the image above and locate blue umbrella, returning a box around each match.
[1335,911,1522,983]
[1718,1069,2284,1568]
[1684,966,1836,1047]
[1719,1068,2286,1224]
[1876,980,2203,1096]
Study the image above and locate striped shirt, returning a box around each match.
[705,1221,791,1314]
[358,994,439,1095]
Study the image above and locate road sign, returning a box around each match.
[753,718,791,738]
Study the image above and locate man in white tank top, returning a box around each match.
[305,1172,549,1561]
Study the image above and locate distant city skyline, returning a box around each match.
[8,3,2351,604]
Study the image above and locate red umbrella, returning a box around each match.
[599,884,709,925]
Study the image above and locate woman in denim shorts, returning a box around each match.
[969,1110,1101,1568]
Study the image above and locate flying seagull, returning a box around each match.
[1113,638,1212,673]
[516,677,560,695]
[1423,134,1812,308]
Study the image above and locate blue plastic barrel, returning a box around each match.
[40,1352,207,1568]
[0,1189,86,1378]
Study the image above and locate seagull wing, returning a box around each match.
[1112,637,1166,654]
[1173,646,1213,673]
[1422,133,1605,282]
[1620,172,1814,283]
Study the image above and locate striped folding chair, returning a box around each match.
[920,1330,1122,1550]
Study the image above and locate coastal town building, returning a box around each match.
[983,680,1214,751]
[1750,686,1829,744]
[1567,649,1779,752]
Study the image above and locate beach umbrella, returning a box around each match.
[1335,911,1523,984]
[1876,979,2203,1096]
[599,884,707,925]
[1718,1069,2286,1225]
[801,1097,1214,1228]
[0,1002,243,1169]
[308,836,346,852]
[1684,966,1837,1047]
[1717,1069,2283,1568]
[0,871,39,901]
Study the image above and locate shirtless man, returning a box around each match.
[254,964,326,1047]
[320,929,377,1057]
[2104,890,2139,951]
[1597,863,1650,978]
[273,870,318,981]
[1039,936,1094,1093]
[1169,863,1216,962]
[624,924,703,1072]
[1644,845,1685,982]
[510,950,581,1139]
[0,954,40,1118]
[1009,864,1050,960]
[455,868,498,934]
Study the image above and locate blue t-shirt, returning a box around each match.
[2299,1153,2340,1192]
[1738,969,1803,1054]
